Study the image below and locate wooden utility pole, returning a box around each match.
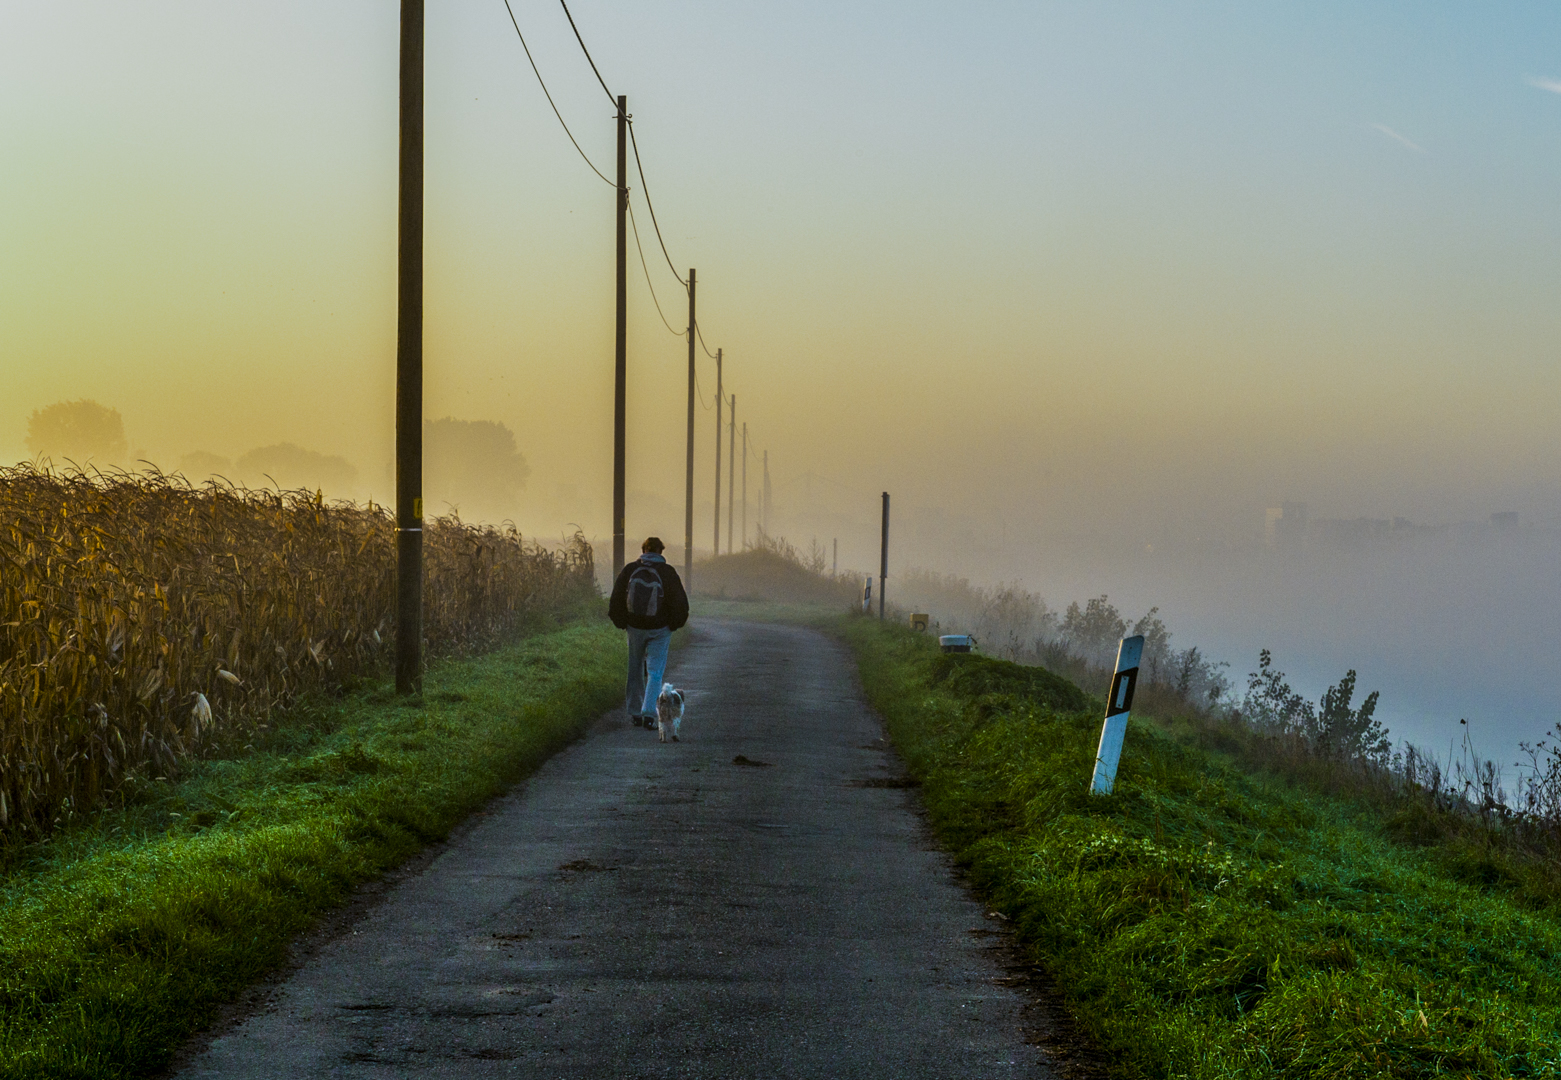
[713,348,722,557]
[727,394,736,554]
[612,94,628,575]
[395,0,424,695]
[879,491,890,619]
[741,421,748,550]
[684,268,696,584]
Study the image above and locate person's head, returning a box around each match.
[641,536,665,554]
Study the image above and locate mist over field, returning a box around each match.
[6,2,1561,767]
[759,480,1561,768]
[13,394,1554,768]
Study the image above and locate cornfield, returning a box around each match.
[0,464,596,838]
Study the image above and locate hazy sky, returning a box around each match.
[5,2,1561,753]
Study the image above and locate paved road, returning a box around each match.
[180,620,1053,1078]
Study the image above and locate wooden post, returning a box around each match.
[713,349,722,557]
[684,268,696,584]
[395,0,424,695]
[878,491,889,619]
[612,94,628,575]
[727,395,736,555]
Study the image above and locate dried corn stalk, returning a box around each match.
[0,464,595,838]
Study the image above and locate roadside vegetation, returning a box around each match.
[0,464,618,1077]
[0,464,595,841]
[839,616,1561,1079]
[691,532,862,608]
[0,620,624,1079]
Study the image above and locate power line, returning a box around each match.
[628,202,684,336]
[627,120,686,285]
[501,0,614,187]
[546,0,710,338]
[558,0,617,105]
[528,0,728,371]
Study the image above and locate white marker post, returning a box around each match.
[1089,635,1144,795]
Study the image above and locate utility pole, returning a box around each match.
[741,421,748,550]
[713,349,722,557]
[395,0,424,696]
[684,268,695,585]
[727,394,736,555]
[762,449,771,536]
[612,94,628,576]
[879,491,890,620]
[833,537,837,576]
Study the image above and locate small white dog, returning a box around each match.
[655,683,685,743]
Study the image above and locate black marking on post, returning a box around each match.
[1106,667,1139,718]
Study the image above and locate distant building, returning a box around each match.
[1264,502,1308,548]
[1311,517,1393,546]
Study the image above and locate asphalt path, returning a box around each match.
[178,619,1055,1078]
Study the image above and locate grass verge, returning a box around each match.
[837,615,1561,1079]
[0,620,625,1079]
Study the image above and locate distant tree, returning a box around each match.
[26,399,129,463]
[1241,650,1386,764]
[235,443,357,493]
[1131,607,1172,684]
[1172,645,1232,711]
[1060,595,1127,669]
[424,417,530,521]
[1241,649,1315,734]
[1310,670,1387,763]
[972,585,1057,661]
[178,450,232,479]
[806,538,828,575]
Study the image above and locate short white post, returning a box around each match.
[1089,635,1144,795]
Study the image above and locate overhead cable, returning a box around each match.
[695,322,719,360]
[548,0,698,310]
[558,0,617,105]
[627,121,686,285]
[628,202,684,336]
[501,0,614,187]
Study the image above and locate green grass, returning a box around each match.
[837,616,1561,1079]
[0,620,625,1079]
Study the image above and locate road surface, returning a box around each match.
[178,619,1056,1078]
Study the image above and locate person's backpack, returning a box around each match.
[625,562,664,619]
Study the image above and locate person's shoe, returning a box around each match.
[630,715,643,727]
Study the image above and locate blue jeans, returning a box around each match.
[626,626,672,719]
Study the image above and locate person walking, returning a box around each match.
[608,536,690,728]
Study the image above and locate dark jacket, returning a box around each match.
[608,554,689,631]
